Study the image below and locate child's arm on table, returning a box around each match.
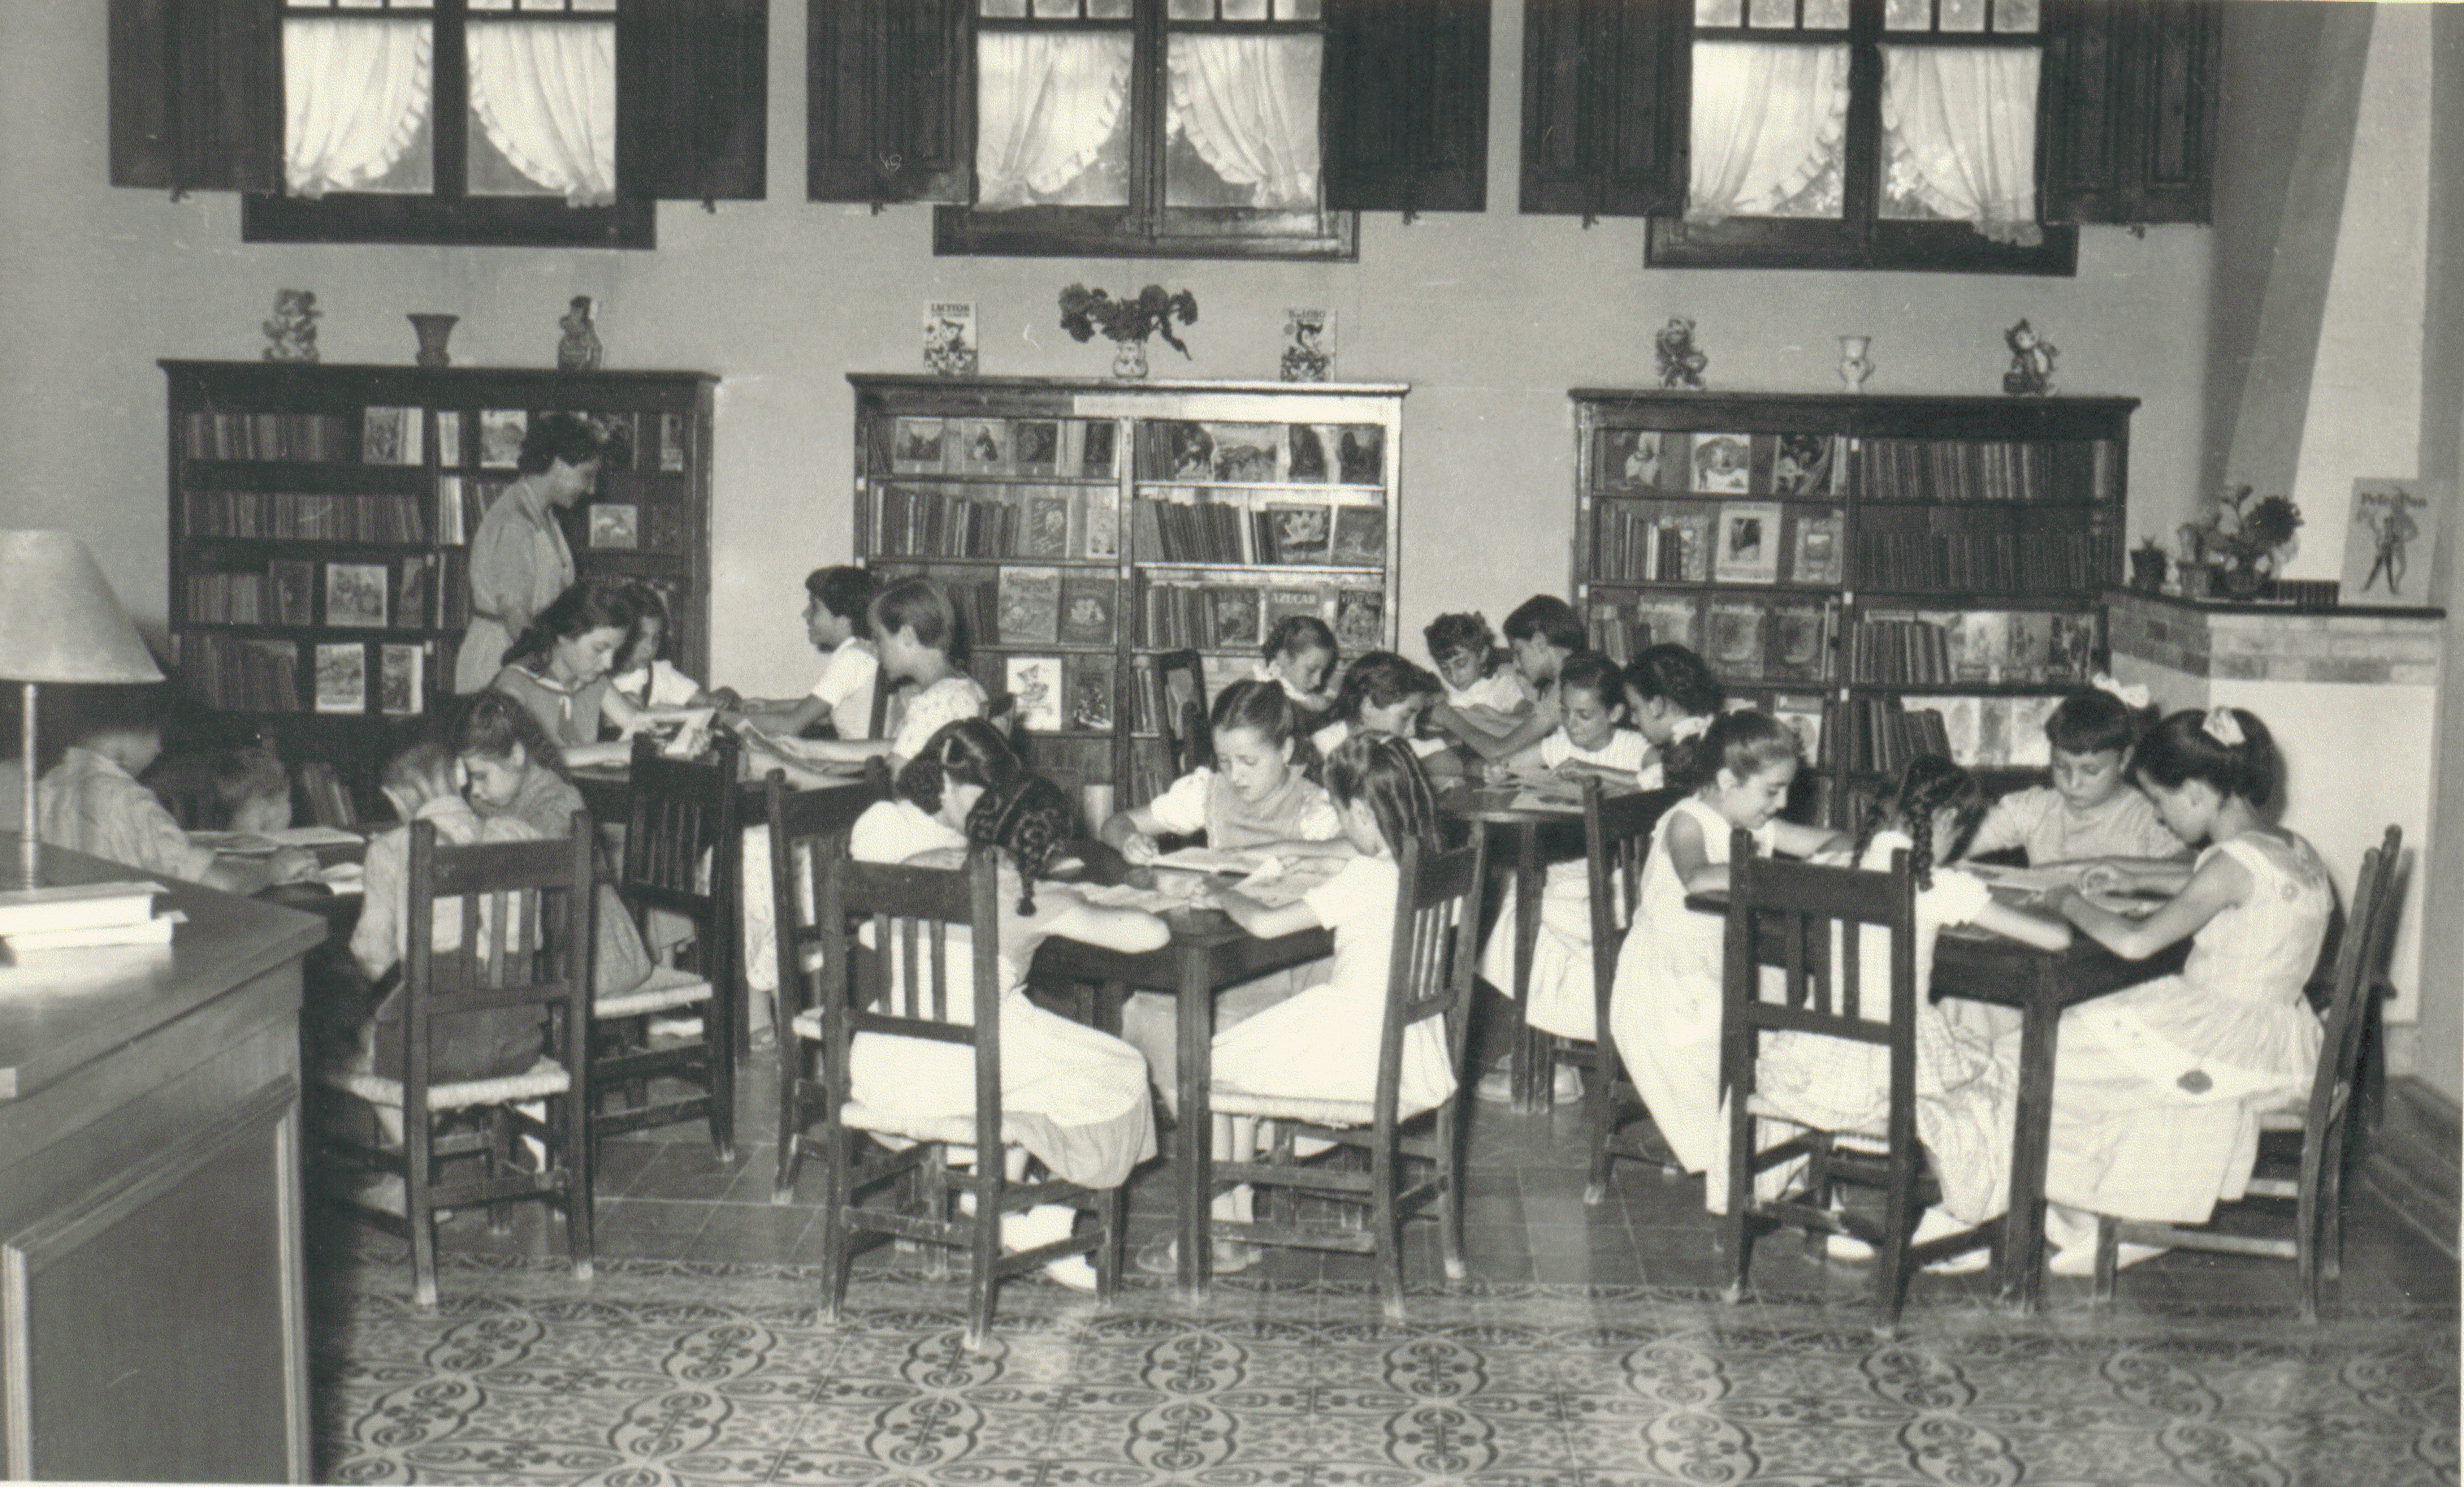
[1205,883,1323,940]
[2054,849,2247,960]
[2072,856,2198,896]
[1099,804,1173,865]
[1048,892,1173,954]
[725,694,833,736]
[1447,695,1561,763]
[1769,819,1851,862]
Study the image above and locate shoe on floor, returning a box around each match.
[2048,1241,2167,1277]
[1134,1235,1258,1276]
[1474,1063,1583,1104]
[1000,1204,1102,1290]
[1822,1207,1987,1273]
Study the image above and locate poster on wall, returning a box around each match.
[2340,477,2442,603]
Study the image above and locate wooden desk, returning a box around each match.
[0,839,326,1482]
[1033,910,1332,1300]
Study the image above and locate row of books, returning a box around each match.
[186,552,470,633]
[1592,501,1841,586]
[1852,439,2094,504]
[1589,593,1838,684]
[1849,610,2098,685]
[1595,430,1843,498]
[865,484,1119,562]
[176,633,301,711]
[1132,493,1387,567]
[887,416,1120,479]
[1851,530,2111,594]
[1843,694,2064,774]
[1144,420,1387,486]
[184,490,428,543]
[184,406,692,472]
[181,412,352,462]
[178,633,440,716]
[184,571,266,625]
[1138,577,1384,653]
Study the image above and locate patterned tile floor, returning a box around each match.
[310,1057,2461,1484]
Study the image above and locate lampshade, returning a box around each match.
[0,531,163,684]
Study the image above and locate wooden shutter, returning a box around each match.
[807,0,972,205]
[1323,0,1491,215]
[108,0,281,193]
[2041,0,2221,225]
[1519,0,1687,219]
[618,0,770,203]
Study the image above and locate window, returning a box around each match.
[938,0,1355,259]
[1650,0,2074,272]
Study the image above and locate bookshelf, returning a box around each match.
[1569,390,2137,819]
[847,375,1407,802]
[162,361,717,803]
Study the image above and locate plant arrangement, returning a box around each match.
[2179,484,2302,597]
[1059,284,1198,356]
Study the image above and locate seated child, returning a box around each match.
[604,581,727,720]
[1424,611,1532,752]
[1434,594,1582,763]
[489,577,640,768]
[1487,650,1648,782]
[37,687,314,893]
[149,743,295,833]
[1254,615,1340,715]
[1960,681,2185,868]
[726,565,881,741]
[1310,650,1456,771]
[744,576,978,780]
[1621,644,1723,789]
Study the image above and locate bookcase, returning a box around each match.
[847,375,1407,802]
[162,361,716,798]
[1569,390,2137,819]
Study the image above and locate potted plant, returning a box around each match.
[1059,284,1197,380]
[2193,485,2304,599]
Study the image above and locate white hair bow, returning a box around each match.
[2091,673,2150,710]
[2202,707,2244,747]
[1669,713,1712,745]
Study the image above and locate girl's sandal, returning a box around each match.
[1134,1236,1258,1276]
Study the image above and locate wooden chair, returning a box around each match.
[766,764,889,1204]
[1153,648,1212,775]
[311,811,596,1310]
[1577,781,1686,1201]
[2094,825,2405,1320]
[1209,835,1487,1321]
[1717,832,1985,1330]
[808,851,1126,1350]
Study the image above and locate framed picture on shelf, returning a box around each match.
[323,562,390,629]
[479,409,527,468]
[1713,503,1782,584]
[589,503,639,550]
[314,642,366,715]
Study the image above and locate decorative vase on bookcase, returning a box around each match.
[408,314,458,368]
[1111,340,1149,381]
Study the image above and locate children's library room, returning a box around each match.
[2,1,2458,1481]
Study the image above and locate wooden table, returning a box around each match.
[1033,907,1332,1299]
[1438,782,1591,1113]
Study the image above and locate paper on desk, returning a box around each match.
[317,860,366,895]
[1075,880,1204,913]
[1232,854,1344,908]
[1507,786,1585,813]
[1963,862,2082,893]
[1150,845,1258,875]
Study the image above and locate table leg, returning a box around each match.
[1176,946,1215,1303]
[1510,826,1546,1113]
[1999,965,2062,1313]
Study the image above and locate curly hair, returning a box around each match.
[967,772,1075,915]
[1422,612,1497,673]
[1330,651,1441,726]
[1622,643,1724,718]
[450,688,568,776]
[2131,707,2280,809]
[1663,708,1798,795]
[515,411,608,476]
[501,576,641,672]
[894,717,1020,818]
[804,565,881,638]
[1853,753,1983,891]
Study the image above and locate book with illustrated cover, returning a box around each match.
[1631,594,1704,653]
[1080,420,1119,478]
[994,565,1061,645]
[1330,504,1386,566]
[1600,429,1665,490]
[1263,504,1332,564]
[1280,307,1334,382]
[1206,585,1262,647]
[1769,433,1838,497]
[1661,508,1714,581]
[1764,599,1830,681]
[1704,599,1768,681]
[1951,610,2008,682]
[1020,490,1075,558]
[1787,508,1844,585]
[923,300,977,376]
[588,503,638,550]
[1771,694,1825,764]
[1057,573,1117,646]
[1206,423,1283,482]
[1713,502,1782,584]
[660,413,687,472]
[2004,610,2055,683]
[956,419,1007,473]
[1262,587,1327,633]
[1691,433,1752,494]
[395,555,431,629]
[361,406,422,465]
[1068,653,1115,731]
[2007,695,2061,767]
[1161,421,1215,480]
[323,563,388,629]
[379,643,423,716]
[890,417,946,473]
[1333,587,1384,651]
[1013,419,1061,475]
[1006,655,1064,732]
[1083,496,1119,559]
[1287,424,1329,482]
[479,410,526,468]
[643,502,686,553]
[314,643,366,715]
[270,560,314,627]
[435,411,464,468]
[2048,612,2095,681]
[1335,425,1384,485]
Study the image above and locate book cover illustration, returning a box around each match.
[435,410,464,468]
[1764,599,1830,681]
[1335,425,1384,485]
[1704,599,1767,680]
[1162,422,1215,480]
[1769,433,1838,497]
[924,300,978,377]
[323,563,389,629]
[660,413,688,472]
[395,555,431,629]
[2342,477,2438,600]
[2048,612,2096,680]
[1207,424,1284,482]
[1771,694,1825,763]
[270,560,314,627]
[1954,610,2010,682]
[588,503,639,550]
[314,643,366,715]
[1334,587,1384,651]
[1057,573,1117,646]
[1938,694,1984,764]
[1021,491,1076,559]
[995,565,1062,645]
[1083,497,1119,559]
[1691,433,1752,494]
[890,417,946,473]
[1631,594,1704,652]
[1262,587,1327,633]
[1287,425,1328,482]
[1080,420,1119,478]
[361,406,422,465]
[1280,308,1333,382]
[379,643,423,716]
[1787,508,1844,586]
[643,501,686,553]
[1713,502,1783,584]
[1206,585,1262,647]
[2003,610,2055,682]
[479,409,527,468]
[1013,419,1061,476]
[1068,655,1115,731]
[1262,504,1332,564]
[956,418,1007,474]
[1006,655,1063,732]
[1330,504,1387,566]
[1600,429,1665,490]
[2006,694,2062,767]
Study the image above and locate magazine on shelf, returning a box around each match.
[1068,654,1115,731]
[1691,433,1752,494]
[323,563,389,629]
[1006,655,1064,732]
[994,565,1061,645]
[1334,425,1384,485]
[956,418,1007,473]
[378,643,423,716]
[1713,502,1783,584]
[1013,419,1061,476]
[1333,587,1384,651]
[314,643,366,715]
[1287,424,1329,482]
[479,410,526,468]
[1630,594,1704,653]
[1262,504,1332,564]
[1206,423,1284,482]
[1786,508,1844,586]
[1020,489,1076,559]
[1600,429,1665,491]
[890,417,946,473]
[1330,504,1386,566]
[1768,433,1838,497]
[588,503,638,550]
[1056,573,1117,646]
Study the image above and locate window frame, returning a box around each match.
[932,0,1359,262]
[1646,0,2078,275]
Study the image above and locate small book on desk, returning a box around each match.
[4,913,185,953]
[0,880,167,938]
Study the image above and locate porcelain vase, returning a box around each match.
[1111,339,1149,380]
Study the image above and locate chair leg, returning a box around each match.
[2092,1214,2120,1301]
[1583,1040,1617,1206]
[1372,1143,1407,1325]
[486,1108,515,1235]
[708,993,738,1164]
[406,1111,439,1311]
[561,1090,595,1284]
[1094,1182,1127,1299]
[819,1128,855,1325]
[1438,1100,1469,1283]
[774,1038,806,1204]
[920,1152,952,1280]
[965,1169,1002,1354]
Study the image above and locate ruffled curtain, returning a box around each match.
[466,20,617,205]
[1882,46,2042,244]
[1167,34,1322,209]
[283,18,433,197]
[976,32,1135,210]
[1687,41,1850,221]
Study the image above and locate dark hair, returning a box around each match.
[1208,677,1317,777]
[1332,651,1441,726]
[214,746,288,808]
[2130,707,2280,809]
[1423,612,1496,672]
[1622,643,1724,718]
[1665,708,1799,794]
[805,565,881,638]
[1263,613,1337,665]
[1503,595,1585,653]
[869,576,967,665]
[1855,754,1982,891]
[1554,651,1624,710]
[2044,686,2154,758]
[516,412,608,477]
[451,689,567,777]
[967,772,1076,915]
[60,683,167,746]
[502,577,641,671]
[380,739,456,793]
[617,581,671,670]
[1323,733,1440,861]
[894,717,1021,817]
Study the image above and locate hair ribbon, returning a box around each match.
[2202,707,2244,746]
[2091,673,2150,710]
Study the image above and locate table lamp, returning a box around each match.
[0,531,165,890]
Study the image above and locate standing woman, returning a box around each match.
[454,413,606,694]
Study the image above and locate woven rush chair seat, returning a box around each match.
[321,1056,571,1114]
[597,963,712,1020]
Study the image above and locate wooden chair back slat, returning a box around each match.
[1375,836,1487,1124]
[2310,828,2402,1148]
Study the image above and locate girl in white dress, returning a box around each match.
[844,720,1168,1288]
[1620,643,1724,789]
[1309,651,1457,772]
[1607,710,1848,1182]
[2042,707,2334,1273]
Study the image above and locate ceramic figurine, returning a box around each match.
[1656,316,1708,391]
[263,289,320,363]
[558,296,603,372]
[2003,318,2057,396]
[1838,334,1873,392]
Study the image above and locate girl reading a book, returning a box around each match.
[1309,651,1454,771]
[489,577,639,769]
[1960,681,2185,870]
[604,581,724,723]
[1255,614,1339,715]
[746,576,982,784]
[454,413,605,694]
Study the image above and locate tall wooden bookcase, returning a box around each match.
[162,361,717,798]
[848,374,1407,802]
[1570,390,2137,819]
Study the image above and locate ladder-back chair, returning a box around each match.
[766,764,890,1204]
[1579,782,1686,1200]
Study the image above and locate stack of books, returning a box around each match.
[0,881,178,954]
